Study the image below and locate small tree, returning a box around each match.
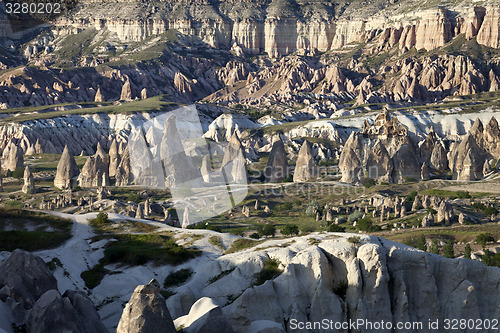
[443,240,455,258]
[476,233,494,246]
[464,243,472,259]
[415,236,427,252]
[281,224,299,236]
[258,223,276,238]
[429,240,439,254]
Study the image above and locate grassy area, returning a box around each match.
[0,95,177,123]
[81,264,109,289]
[225,238,264,254]
[88,212,158,234]
[163,268,193,288]
[254,258,282,286]
[419,189,492,199]
[101,233,199,266]
[0,208,72,251]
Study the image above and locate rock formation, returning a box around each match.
[0,249,57,309]
[265,138,289,183]
[340,112,420,184]
[117,279,176,333]
[174,297,234,333]
[200,156,212,183]
[293,141,318,182]
[115,147,133,186]
[27,290,108,333]
[0,158,3,191]
[120,77,135,101]
[77,155,109,188]
[221,133,247,184]
[160,115,201,188]
[54,145,80,189]
[22,166,35,194]
[3,142,24,173]
[108,139,121,178]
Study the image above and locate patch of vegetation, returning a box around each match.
[81,264,109,289]
[472,202,498,216]
[333,280,348,300]
[163,268,193,288]
[160,289,176,299]
[356,217,381,232]
[254,258,282,286]
[225,238,263,254]
[421,189,472,199]
[347,210,363,223]
[443,240,455,258]
[258,223,276,238]
[280,224,299,236]
[0,208,72,251]
[46,257,62,271]
[101,233,199,266]
[404,235,427,251]
[482,250,500,267]
[187,223,222,232]
[476,233,495,246]
[329,224,346,232]
[361,177,376,188]
[209,235,223,248]
[347,236,361,245]
[208,268,235,284]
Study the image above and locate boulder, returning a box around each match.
[54,145,79,189]
[174,297,234,333]
[26,289,107,333]
[0,249,57,309]
[117,279,176,333]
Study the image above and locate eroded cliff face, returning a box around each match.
[51,1,500,57]
[165,234,500,333]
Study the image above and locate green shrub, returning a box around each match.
[329,224,346,232]
[482,250,500,267]
[163,268,193,288]
[464,244,472,259]
[347,236,361,245]
[280,224,299,236]
[472,202,498,216]
[361,177,376,188]
[208,236,223,248]
[476,233,495,246]
[429,240,439,254]
[347,210,363,223]
[254,258,282,286]
[443,240,455,258]
[356,217,381,232]
[249,233,260,239]
[258,223,276,237]
[81,264,108,289]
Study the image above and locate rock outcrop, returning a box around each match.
[27,290,108,333]
[265,138,289,183]
[108,139,121,178]
[22,166,35,194]
[0,249,57,309]
[174,297,234,333]
[3,142,24,173]
[54,145,80,189]
[77,154,109,188]
[340,112,421,184]
[117,279,176,333]
[115,147,133,186]
[221,133,247,184]
[159,115,201,188]
[293,140,317,182]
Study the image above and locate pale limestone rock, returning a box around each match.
[22,166,35,194]
[293,141,318,182]
[94,87,104,102]
[4,142,24,173]
[115,147,133,187]
[77,155,109,188]
[120,77,135,101]
[54,145,79,190]
[108,139,121,178]
[174,297,234,333]
[221,133,247,184]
